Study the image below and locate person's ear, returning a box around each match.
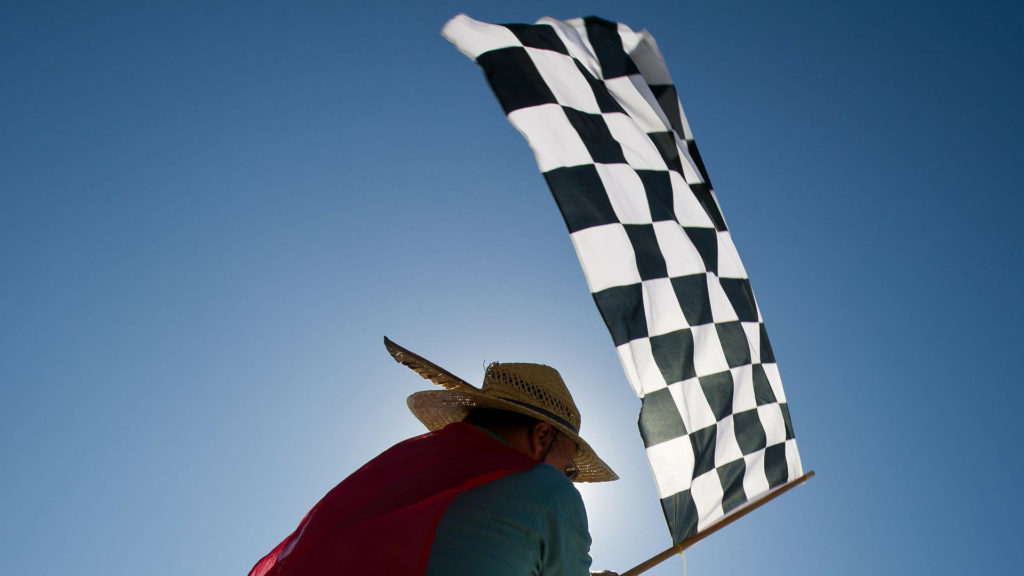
[528,422,554,458]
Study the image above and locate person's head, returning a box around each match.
[463,408,581,480]
[386,337,617,482]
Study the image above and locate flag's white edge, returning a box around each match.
[442,13,521,61]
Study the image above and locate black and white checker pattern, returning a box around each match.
[444,14,802,543]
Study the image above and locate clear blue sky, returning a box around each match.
[2,1,1022,574]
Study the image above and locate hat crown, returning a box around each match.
[481,362,581,432]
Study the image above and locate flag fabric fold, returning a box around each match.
[443,13,803,543]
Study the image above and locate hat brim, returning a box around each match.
[408,389,618,483]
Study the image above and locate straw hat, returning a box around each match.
[385,337,618,483]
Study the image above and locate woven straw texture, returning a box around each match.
[389,338,617,482]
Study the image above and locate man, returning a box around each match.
[248,338,618,576]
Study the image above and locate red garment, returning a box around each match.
[249,422,539,576]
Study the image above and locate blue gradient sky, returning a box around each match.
[2,2,1022,575]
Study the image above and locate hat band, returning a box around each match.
[495,396,578,433]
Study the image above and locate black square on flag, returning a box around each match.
[544,165,619,233]
[682,227,718,276]
[651,84,684,137]
[476,47,558,114]
[624,224,669,280]
[639,388,687,446]
[593,283,647,347]
[688,425,718,478]
[720,278,758,323]
[688,181,727,232]
[650,328,696,384]
[764,443,789,488]
[671,274,712,326]
[781,403,795,440]
[752,364,777,406]
[716,321,752,368]
[648,131,685,175]
[582,16,640,78]
[699,371,734,422]
[759,323,776,363]
[718,458,748,513]
[662,489,699,543]
[573,60,625,114]
[506,23,570,54]
[637,170,675,222]
[733,409,768,455]
[562,108,627,165]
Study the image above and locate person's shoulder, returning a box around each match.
[520,461,574,485]
[520,465,589,538]
[512,463,582,505]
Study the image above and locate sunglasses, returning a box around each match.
[564,465,580,481]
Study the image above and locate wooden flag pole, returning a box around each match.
[621,471,815,576]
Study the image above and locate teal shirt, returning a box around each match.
[425,430,593,576]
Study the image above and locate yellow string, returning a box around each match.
[675,544,687,576]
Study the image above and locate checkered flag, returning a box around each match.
[443,14,804,544]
